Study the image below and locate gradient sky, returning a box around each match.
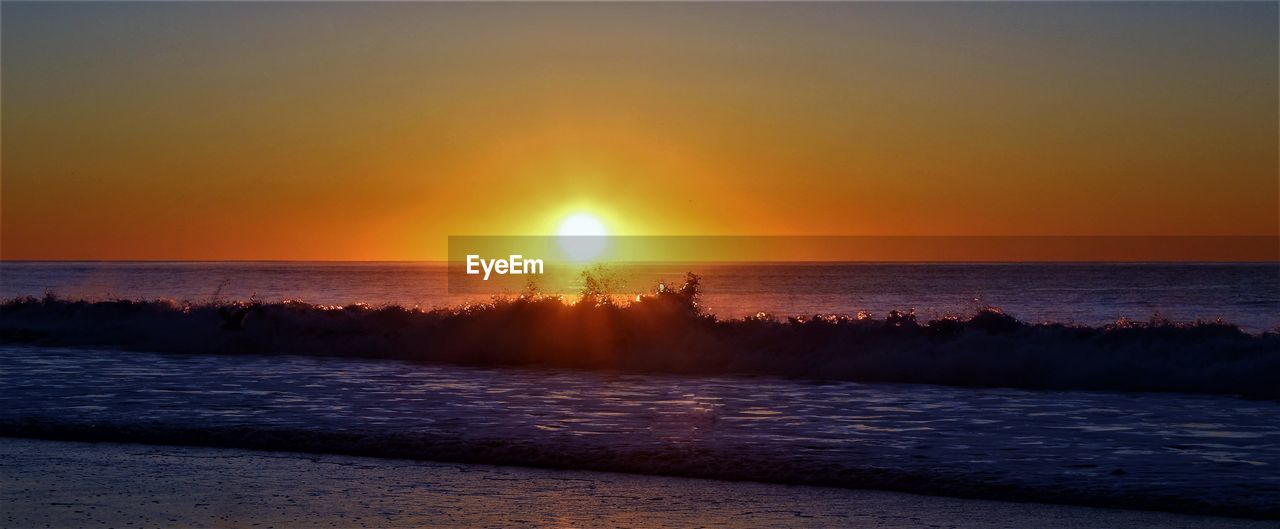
[2,2,1276,260]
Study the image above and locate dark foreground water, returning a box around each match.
[4,438,1272,529]
[3,261,1278,331]
[2,346,1278,518]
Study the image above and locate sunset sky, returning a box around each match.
[2,2,1276,261]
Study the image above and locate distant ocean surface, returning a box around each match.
[2,261,1277,331]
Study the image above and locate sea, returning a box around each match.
[1,261,1278,518]
[2,261,1277,330]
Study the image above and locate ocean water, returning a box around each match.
[2,346,1277,518]
[2,261,1278,518]
[2,261,1277,330]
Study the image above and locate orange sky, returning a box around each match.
[2,2,1277,261]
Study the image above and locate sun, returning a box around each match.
[556,213,609,262]
[557,213,608,237]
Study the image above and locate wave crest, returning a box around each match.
[3,284,1277,398]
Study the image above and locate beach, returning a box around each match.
[3,437,1273,529]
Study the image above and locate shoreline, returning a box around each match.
[2,437,1274,529]
[7,418,1276,521]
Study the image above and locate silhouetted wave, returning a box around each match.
[4,274,1277,398]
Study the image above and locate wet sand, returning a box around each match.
[0,438,1271,529]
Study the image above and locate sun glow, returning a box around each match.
[557,213,608,237]
[557,213,609,262]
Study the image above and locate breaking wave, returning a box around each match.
[3,275,1278,398]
